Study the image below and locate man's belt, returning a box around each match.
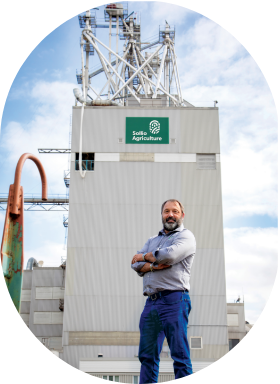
[149,289,189,301]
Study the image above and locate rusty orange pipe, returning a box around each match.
[11,153,48,215]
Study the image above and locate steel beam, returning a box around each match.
[0,198,69,211]
[38,149,71,154]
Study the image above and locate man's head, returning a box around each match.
[161,199,185,232]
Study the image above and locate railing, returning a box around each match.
[59,299,64,312]
[75,160,94,171]
[64,170,70,188]
[0,194,69,212]
[61,256,67,264]
[227,295,244,304]
[63,215,68,228]
[0,193,68,200]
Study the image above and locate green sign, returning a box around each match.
[126,117,169,144]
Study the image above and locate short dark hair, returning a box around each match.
[161,199,185,214]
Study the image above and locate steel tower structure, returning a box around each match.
[75,6,182,108]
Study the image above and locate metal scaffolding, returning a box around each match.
[38,149,71,154]
[0,195,69,211]
[74,6,184,107]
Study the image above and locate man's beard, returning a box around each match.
[162,215,183,231]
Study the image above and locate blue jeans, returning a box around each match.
[139,291,192,383]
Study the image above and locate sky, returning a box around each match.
[0,1,278,326]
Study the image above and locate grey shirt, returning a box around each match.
[131,224,196,296]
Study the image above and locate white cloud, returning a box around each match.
[221,139,277,220]
[224,227,278,323]
[131,1,149,11]
[177,18,244,87]
[24,240,66,268]
[133,1,191,26]
[133,1,196,44]
[149,2,194,26]
[24,211,66,267]
[175,16,277,220]
[37,48,55,59]
[8,81,32,101]
[0,80,76,193]
[0,209,65,268]
[51,68,71,79]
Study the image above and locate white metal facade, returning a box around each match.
[60,105,229,371]
[20,268,65,347]
[79,358,214,376]
[227,303,247,342]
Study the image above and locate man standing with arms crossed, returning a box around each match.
[131,199,196,383]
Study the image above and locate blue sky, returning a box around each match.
[0,1,278,325]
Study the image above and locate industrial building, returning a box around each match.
[16,3,250,381]
[20,261,65,354]
[20,264,252,380]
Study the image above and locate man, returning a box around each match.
[131,199,196,383]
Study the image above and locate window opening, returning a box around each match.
[42,337,49,347]
[103,376,119,382]
[229,339,239,350]
[75,153,94,171]
[133,376,139,384]
[190,336,203,349]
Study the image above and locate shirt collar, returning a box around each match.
[158,223,185,236]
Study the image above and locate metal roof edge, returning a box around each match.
[72,106,219,110]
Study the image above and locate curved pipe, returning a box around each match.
[12,153,48,215]
[73,88,121,106]
[74,88,90,105]
[26,257,38,270]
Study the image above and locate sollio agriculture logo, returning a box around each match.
[126,117,169,144]
[149,120,160,134]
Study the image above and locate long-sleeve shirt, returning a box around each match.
[131,224,196,295]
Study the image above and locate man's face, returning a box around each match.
[162,201,185,232]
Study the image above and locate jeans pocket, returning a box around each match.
[183,293,192,313]
[162,291,183,305]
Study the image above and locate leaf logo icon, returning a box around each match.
[149,120,160,134]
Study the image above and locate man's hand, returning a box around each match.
[131,254,145,264]
[131,252,157,264]
[140,263,171,273]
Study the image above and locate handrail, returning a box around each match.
[75,160,94,171]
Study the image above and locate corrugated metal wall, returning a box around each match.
[37,336,63,350]
[29,268,64,338]
[71,107,219,154]
[22,270,32,289]
[20,272,32,327]
[180,109,220,153]
[71,107,180,153]
[227,303,247,342]
[61,346,139,369]
[89,373,176,383]
[61,106,227,369]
